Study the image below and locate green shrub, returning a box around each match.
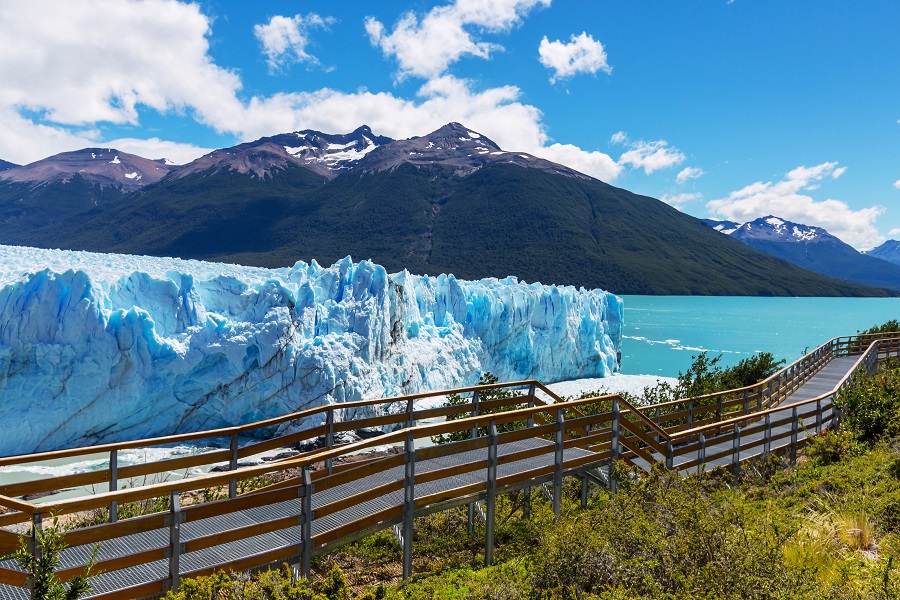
[5,518,97,600]
[837,364,900,443]
[806,429,865,467]
[163,564,350,600]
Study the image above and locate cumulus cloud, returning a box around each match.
[894,180,900,189]
[538,32,611,83]
[254,14,335,73]
[365,0,550,79]
[0,0,626,182]
[676,166,704,184]
[618,139,686,174]
[660,192,701,210]
[707,162,884,249]
[609,131,628,145]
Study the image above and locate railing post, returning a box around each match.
[816,399,823,435]
[228,432,239,499]
[467,389,481,532]
[698,432,706,471]
[665,439,674,470]
[654,407,662,443]
[326,407,335,476]
[299,466,313,579]
[109,449,118,523]
[716,395,723,421]
[485,421,499,566]
[742,390,749,417]
[764,413,771,457]
[27,512,42,599]
[731,423,741,486]
[168,490,182,593]
[553,408,565,518]
[686,399,694,429]
[407,398,416,429]
[402,431,416,579]
[609,397,619,494]
[580,477,588,508]
[527,383,536,429]
[790,407,799,465]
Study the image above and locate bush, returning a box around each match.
[806,429,865,467]
[163,564,350,600]
[5,518,97,600]
[837,364,900,443]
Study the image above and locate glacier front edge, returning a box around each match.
[0,246,623,455]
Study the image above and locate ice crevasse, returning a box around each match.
[0,245,623,455]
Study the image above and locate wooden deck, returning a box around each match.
[0,332,895,599]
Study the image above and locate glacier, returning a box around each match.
[0,245,623,455]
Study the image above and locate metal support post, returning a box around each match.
[300,467,313,579]
[325,408,335,475]
[698,432,706,471]
[731,424,741,486]
[816,399,823,435]
[790,407,799,465]
[228,432,239,499]
[553,408,565,517]
[402,432,416,579]
[665,440,674,469]
[484,422,498,566]
[527,383,536,429]
[467,390,480,533]
[109,449,118,523]
[168,491,182,593]
[609,397,619,494]
[407,398,415,429]
[580,477,588,508]
[764,413,771,457]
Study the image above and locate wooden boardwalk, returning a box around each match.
[0,333,895,599]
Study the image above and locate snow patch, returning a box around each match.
[124,172,141,180]
[467,131,481,139]
[792,226,818,241]
[109,155,121,165]
[327,140,358,150]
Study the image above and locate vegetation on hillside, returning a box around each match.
[8,161,889,296]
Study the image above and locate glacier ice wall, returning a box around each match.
[0,245,623,455]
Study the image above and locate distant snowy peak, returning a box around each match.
[732,216,832,245]
[702,218,742,235]
[0,148,172,190]
[356,122,590,179]
[865,240,900,267]
[173,125,395,180]
[173,122,589,182]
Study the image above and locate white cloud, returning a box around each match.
[706,162,884,249]
[894,179,900,189]
[0,0,627,183]
[254,14,335,73]
[618,139,686,174]
[676,166,704,184]
[103,137,213,165]
[538,32,611,83]
[365,0,550,80]
[889,228,900,237]
[609,131,628,145]
[661,192,701,210]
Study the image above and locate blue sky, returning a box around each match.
[0,0,897,248]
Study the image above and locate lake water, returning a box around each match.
[620,295,900,377]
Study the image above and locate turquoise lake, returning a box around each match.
[619,296,900,378]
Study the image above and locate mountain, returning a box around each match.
[865,240,900,267]
[1,125,890,297]
[704,216,900,290]
[0,159,17,171]
[0,148,173,233]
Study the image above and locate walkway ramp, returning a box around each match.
[0,333,895,599]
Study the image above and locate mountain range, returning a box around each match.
[865,240,900,267]
[703,216,900,290]
[0,123,890,297]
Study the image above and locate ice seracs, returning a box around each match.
[0,245,623,455]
